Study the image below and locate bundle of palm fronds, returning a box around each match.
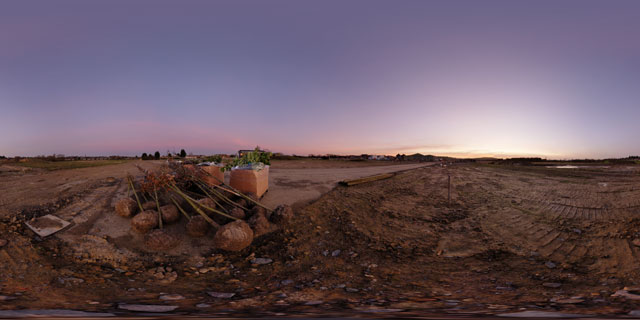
[113,161,291,252]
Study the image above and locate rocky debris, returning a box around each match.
[0,239,7,247]
[304,300,323,305]
[208,292,235,298]
[498,311,585,318]
[270,205,293,224]
[148,267,178,284]
[545,261,556,269]
[345,287,359,293]
[250,258,272,265]
[131,210,158,234]
[551,297,584,304]
[57,277,85,285]
[160,204,180,224]
[0,310,115,317]
[196,303,211,308]
[248,211,277,238]
[280,279,293,286]
[198,198,217,210]
[144,229,180,251]
[159,294,185,301]
[118,304,178,312]
[0,295,16,301]
[212,220,253,252]
[632,239,640,247]
[115,198,138,218]
[186,216,212,237]
[542,282,562,288]
[331,249,341,257]
[612,288,640,300]
[629,310,640,317]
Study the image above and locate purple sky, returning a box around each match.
[1,0,639,159]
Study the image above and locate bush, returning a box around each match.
[180,149,187,158]
[154,151,160,160]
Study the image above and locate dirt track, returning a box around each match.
[2,162,640,317]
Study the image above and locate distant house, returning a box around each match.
[368,155,389,160]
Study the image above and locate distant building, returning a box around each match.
[238,149,266,157]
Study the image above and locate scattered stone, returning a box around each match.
[159,294,185,301]
[118,304,178,312]
[629,310,640,317]
[0,310,115,317]
[304,300,323,305]
[57,277,85,285]
[212,220,253,251]
[498,311,586,318]
[0,295,16,301]
[270,205,293,224]
[115,198,139,218]
[196,303,211,308]
[346,287,359,293]
[336,284,346,288]
[551,297,584,304]
[572,228,582,234]
[160,204,180,224]
[207,292,235,299]
[251,258,273,265]
[131,210,159,234]
[281,279,293,286]
[331,249,342,257]
[144,229,180,251]
[186,215,214,237]
[545,261,556,269]
[612,288,640,300]
[543,282,562,288]
[632,239,640,247]
[0,239,7,247]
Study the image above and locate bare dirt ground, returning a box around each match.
[1,161,640,317]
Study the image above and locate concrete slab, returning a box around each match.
[25,214,71,237]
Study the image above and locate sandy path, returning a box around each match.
[259,163,432,208]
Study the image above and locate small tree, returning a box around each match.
[154,151,160,160]
[180,149,187,158]
[142,153,148,160]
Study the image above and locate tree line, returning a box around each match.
[141,149,187,160]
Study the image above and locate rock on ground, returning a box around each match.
[118,304,178,312]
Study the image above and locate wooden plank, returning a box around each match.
[340,173,395,186]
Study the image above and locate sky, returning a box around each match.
[1,0,639,159]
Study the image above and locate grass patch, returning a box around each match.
[13,159,131,171]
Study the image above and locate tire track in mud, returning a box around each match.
[472,166,640,277]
